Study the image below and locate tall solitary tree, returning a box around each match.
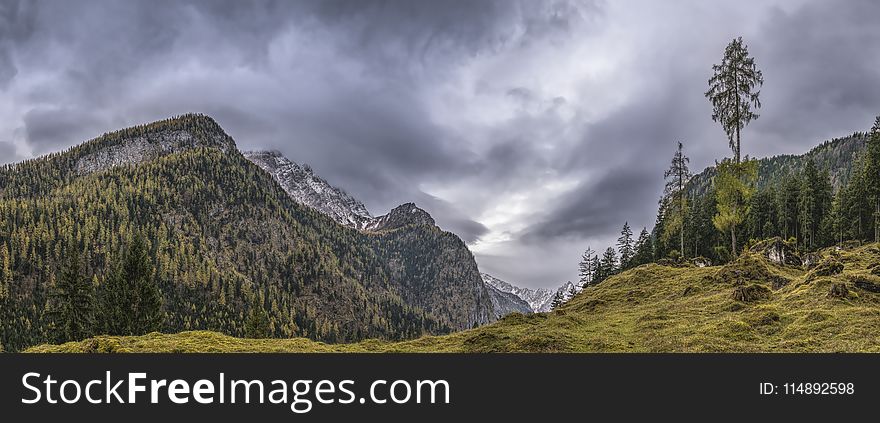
[705,37,764,165]
[46,249,95,343]
[663,141,691,256]
[618,222,635,269]
[100,234,163,336]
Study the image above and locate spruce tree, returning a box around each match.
[633,228,653,266]
[866,116,880,243]
[245,304,271,338]
[598,247,618,282]
[100,234,163,336]
[617,222,635,269]
[46,249,95,343]
[578,247,596,287]
[663,141,691,256]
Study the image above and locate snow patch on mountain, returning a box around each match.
[244,151,375,229]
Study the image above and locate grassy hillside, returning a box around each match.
[30,242,880,353]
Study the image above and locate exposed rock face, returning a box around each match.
[480,273,562,313]
[485,283,532,318]
[76,129,234,174]
[366,203,436,231]
[244,151,374,229]
[691,257,712,268]
[749,237,801,266]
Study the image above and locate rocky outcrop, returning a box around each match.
[74,115,236,175]
[366,203,436,231]
[244,151,374,229]
[749,237,801,267]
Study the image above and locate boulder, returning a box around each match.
[801,252,821,270]
[807,258,844,280]
[851,276,880,293]
[691,257,712,268]
[749,237,801,266]
[828,283,849,298]
[732,284,771,302]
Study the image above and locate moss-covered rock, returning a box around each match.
[732,284,771,302]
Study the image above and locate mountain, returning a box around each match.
[0,114,492,351]
[481,273,578,313]
[688,132,868,197]
[245,150,496,322]
[244,151,437,232]
[38,241,880,352]
[243,151,374,229]
[365,203,436,231]
[484,283,532,318]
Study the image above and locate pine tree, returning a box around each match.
[798,160,818,249]
[617,222,635,269]
[100,234,163,336]
[578,247,596,287]
[663,141,691,257]
[596,247,618,283]
[866,116,880,243]
[633,228,653,266]
[705,37,764,165]
[46,249,95,343]
[549,291,564,310]
[245,304,271,338]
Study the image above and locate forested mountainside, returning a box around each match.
[688,133,867,198]
[0,114,493,351]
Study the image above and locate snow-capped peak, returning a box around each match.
[481,273,581,313]
[244,150,374,229]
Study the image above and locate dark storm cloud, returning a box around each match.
[750,0,880,150]
[2,0,879,288]
[524,165,658,242]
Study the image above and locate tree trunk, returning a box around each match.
[731,223,737,260]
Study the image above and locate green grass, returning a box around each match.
[28,244,880,353]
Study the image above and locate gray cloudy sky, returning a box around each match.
[1,0,879,288]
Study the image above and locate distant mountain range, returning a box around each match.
[481,273,579,313]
